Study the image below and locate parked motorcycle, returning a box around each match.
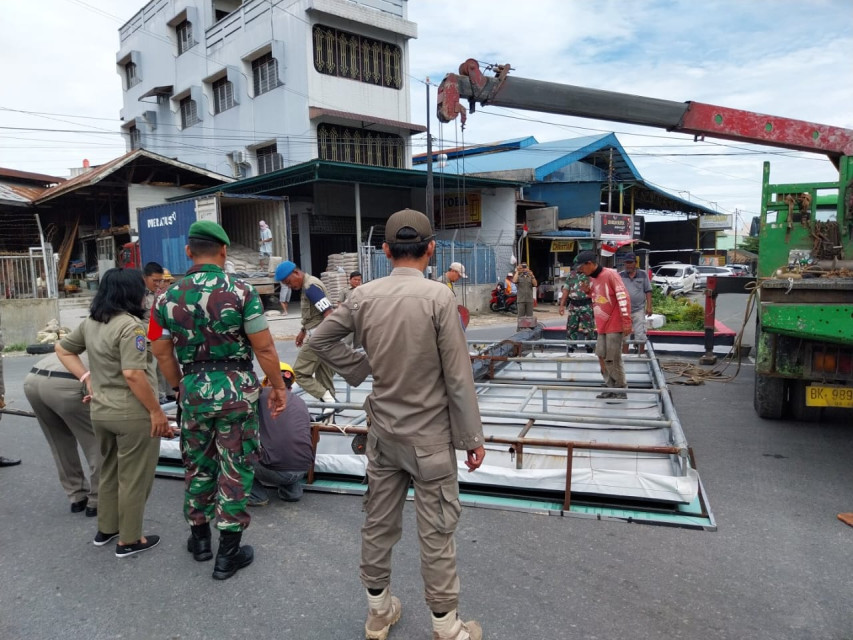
[489,283,518,313]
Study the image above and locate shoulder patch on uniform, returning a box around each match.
[133,327,145,337]
[135,335,146,352]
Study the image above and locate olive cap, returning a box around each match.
[188,220,230,246]
[385,209,434,243]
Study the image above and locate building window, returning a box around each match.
[317,124,404,168]
[212,77,235,114]
[176,20,195,55]
[252,53,280,96]
[125,62,139,89]
[128,126,141,150]
[180,96,199,129]
[312,25,402,90]
[257,144,283,174]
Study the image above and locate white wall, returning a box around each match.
[118,0,415,175]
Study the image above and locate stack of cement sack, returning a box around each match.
[224,242,268,276]
[322,252,360,304]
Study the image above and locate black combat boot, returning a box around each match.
[187,523,213,562]
[212,530,254,580]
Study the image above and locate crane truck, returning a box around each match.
[436,59,853,420]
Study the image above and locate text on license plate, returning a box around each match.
[806,385,853,408]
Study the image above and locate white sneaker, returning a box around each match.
[322,390,336,404]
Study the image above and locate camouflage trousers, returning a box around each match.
[566,303,597,341]
[181,403,259,533]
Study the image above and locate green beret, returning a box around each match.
[188,220,230,246]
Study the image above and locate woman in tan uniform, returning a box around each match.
[57,268,171,558]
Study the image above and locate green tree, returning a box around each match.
[737,236,759,253]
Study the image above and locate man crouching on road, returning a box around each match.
[310,208,486,640]
[150,220,287,581]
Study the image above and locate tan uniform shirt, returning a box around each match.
[309,266,483,450]
[59,314,156,422]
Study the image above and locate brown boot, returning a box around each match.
[365,588,402,640]
[431,609,482,640]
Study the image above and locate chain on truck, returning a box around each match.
[435,58,853,420]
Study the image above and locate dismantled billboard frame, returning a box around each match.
[157,330,715,531]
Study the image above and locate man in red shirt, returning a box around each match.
[575,250,633,401]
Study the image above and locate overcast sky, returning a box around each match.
[1,0,851,230]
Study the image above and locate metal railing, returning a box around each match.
[0,246,57,299]
[360,226,516,286]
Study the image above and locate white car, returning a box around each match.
[652,264,698,295]
[695,265,734,288]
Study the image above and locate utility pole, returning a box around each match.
[733,208,739,264]
[425,77,435,229]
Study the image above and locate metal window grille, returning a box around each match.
[125,62,139,88]
[180,96,199,129]
[129,126,141,150]
[213,77,234,114]
[317,124,404,169]
[257,144,283,174]
[176,20,194,55]
[312,25,402,90]
[252,53,279,96]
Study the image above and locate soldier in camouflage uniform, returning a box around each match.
[150,220,287,581]
[558,268,597,350]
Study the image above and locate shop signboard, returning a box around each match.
[699,214,733,230]
[434,192,482,228]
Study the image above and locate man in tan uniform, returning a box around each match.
[311,209,486,640]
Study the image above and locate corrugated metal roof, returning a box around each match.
[412,136,536,163]
[0,183,50,205]
[35,149,232,204]
[415,133,717,215]
[0,167,64,184]
[415,133,639,182]
[178,159,526,200]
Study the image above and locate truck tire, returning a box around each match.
[26,342,56,355]
[788,380,823,423]
[754,373,786,420]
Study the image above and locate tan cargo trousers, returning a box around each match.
[360,431,463,613]
[293,341,335,401]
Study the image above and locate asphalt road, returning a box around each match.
[1,320,851,639]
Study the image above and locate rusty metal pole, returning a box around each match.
[562,444,574,512]
[699,276,718,365]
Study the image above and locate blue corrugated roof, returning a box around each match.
[416,132,717,215]
[412,136,537,164]
[419,133,643,182]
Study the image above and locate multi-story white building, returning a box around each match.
[116,0,421,178]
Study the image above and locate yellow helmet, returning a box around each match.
[263,362,295,387]
[162,268,174,280]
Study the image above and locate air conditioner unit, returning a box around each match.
[228,150,245,164]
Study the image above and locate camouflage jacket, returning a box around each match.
[152,263,267,413]
[562,273,591,301]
